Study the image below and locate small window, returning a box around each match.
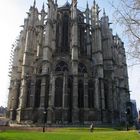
[78,63,87,73]
[55,61,69,72]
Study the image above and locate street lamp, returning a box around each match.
[125,111,128,131]
[43,111,47,132]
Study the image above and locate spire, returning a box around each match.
[86,1,90,24]
[42,2,45,11]
[93,0,96,6]
[96,4,101,15]
[33,0,36,8]
[55,0,57,5]
[86,1,89,9]
[72,0,77,7]
[63,1,70,7]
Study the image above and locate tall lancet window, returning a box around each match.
[104,81,108,109]
[68,76,73,122]
[78,15,86,55]
[62,13,69,52]
[78,80,84,108]
[56,14,61,53]
[88,80,95,108]
[26,78,31,108]
[55,77,63,107]
[35,79,41,108]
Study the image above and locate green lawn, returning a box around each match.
[0,127,139,140]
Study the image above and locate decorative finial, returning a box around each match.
[33,0,36,8]
[103,8,106,16]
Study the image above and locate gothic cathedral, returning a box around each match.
[7,0,130,125]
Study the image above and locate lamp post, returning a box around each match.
[125,111,129,131]
[43,111,47,132]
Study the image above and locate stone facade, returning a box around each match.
[7,0,130,125]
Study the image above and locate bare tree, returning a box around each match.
[110,0,140,63]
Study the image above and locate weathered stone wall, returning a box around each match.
[7,0,130,125]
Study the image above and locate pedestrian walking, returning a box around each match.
[90,123,94,132]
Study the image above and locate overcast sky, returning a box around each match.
[0,0,140,110]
